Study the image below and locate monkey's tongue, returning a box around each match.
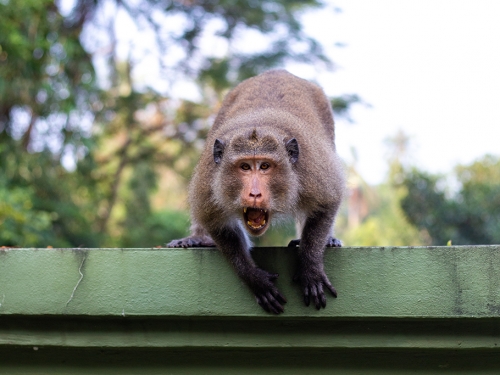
[244,208,268,229]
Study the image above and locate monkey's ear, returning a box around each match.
[213,139,225,164]
[286,138,299,164]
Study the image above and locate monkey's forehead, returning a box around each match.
[218,108,303,135]
[226,154,279,163]
[229,134,281,153]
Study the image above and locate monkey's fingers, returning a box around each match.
[301,275,336,308]
[307,284,325,310]
[303,287,310,307]
[310,284,321,310]
[268,272,279,282]
[256,293,284,315]
[274,289,287,305]
[323,276,338,298]
[165,239,185,248]
[326,237,342,247]
[166,236,217,248]
[317,283,327,309]
[266,291,286,314]
[256,295,272,313]
[265,272,287,303]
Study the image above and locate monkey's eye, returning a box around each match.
[260,162,270,170]
[240,163,251,171]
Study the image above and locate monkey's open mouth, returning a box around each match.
[243,207,269,233]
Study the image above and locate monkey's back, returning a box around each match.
[212,70,336,145]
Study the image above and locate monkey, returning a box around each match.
[167,70,345,314]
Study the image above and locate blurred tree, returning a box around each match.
[331,94,364,123]
[118,161,190,247]
[0,0,103,247]
[1,0,351,247]
[337,131,426,247]
[0,0,97,150]
[0,182,52,247]
[340,182,426,247]
[401,155,500,245]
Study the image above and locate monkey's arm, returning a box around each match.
[212,225,287,314]
[294,210,339,309]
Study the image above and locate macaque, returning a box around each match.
[167,70,345,314]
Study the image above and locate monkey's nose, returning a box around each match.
[249,191,262,198]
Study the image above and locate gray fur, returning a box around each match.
[167,70,345,314]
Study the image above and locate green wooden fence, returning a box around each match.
[1,246,499,374]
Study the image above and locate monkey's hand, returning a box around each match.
[166,235,216,248]
[244,268,287,315]
[294,266,337,310]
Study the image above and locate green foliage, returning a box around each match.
[0,139,103,247]
[331,94,363,122]
[164,0,328,83]
[401,155,500,245]
[121,209,191,248]
[399,169,455,245]
[0,0,96,147]
[0,183,52,247]
[336,134,426,247]
[339,182,425,247]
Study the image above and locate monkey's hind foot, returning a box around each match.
[166,235,216,248]
[287,236,342,248]
[325,237,342,247]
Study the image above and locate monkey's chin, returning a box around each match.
[243,207,270,236]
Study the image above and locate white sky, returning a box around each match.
[290,0,500,184]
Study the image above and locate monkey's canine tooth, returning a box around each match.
[244,207,247,213]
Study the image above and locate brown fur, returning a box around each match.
[167,70,345,314]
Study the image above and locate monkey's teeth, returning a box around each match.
[244,207,269,230]
[247,221,258,229]
[247,220,265,229]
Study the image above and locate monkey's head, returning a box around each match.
[211,128,300,236]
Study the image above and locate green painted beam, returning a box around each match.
[1,246,500,318]
[1,316,499,350]
[1,246,500,374]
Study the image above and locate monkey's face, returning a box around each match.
[212,130,300,237]
[237,157,273,235]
